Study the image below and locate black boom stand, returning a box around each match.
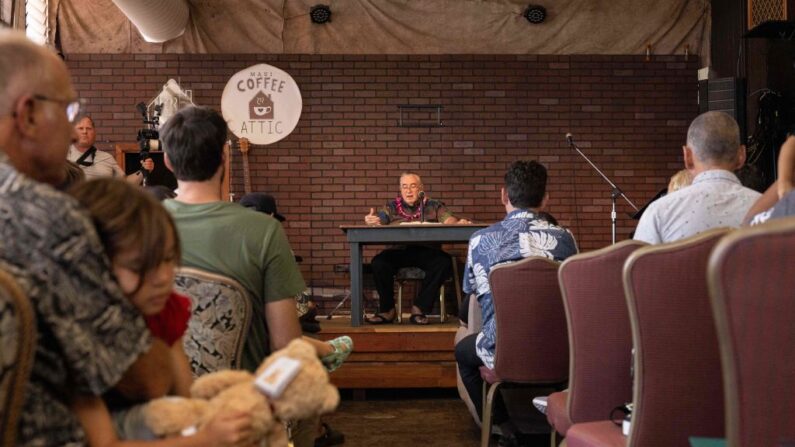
[567,134,639,244]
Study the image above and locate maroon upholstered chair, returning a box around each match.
[547,240,647,441]
[708,218,795,447]
[479,257,568,447]
[567,228,729,447]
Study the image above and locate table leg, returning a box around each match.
[350,242,363,327]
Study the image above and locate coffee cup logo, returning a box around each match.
[221,64,302,145]
[249,92,274,120]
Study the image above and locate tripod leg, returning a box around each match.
[326,291,351,319]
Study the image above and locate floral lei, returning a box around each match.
[394,195,422,220]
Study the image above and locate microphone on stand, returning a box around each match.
[418,191,426,222]
[564,130,639,244]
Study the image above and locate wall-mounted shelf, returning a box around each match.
[397,104,444,128]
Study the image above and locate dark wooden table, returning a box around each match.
[340,223,487,326]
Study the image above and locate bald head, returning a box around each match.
[686,111,742,166]
[0,30,77,185]
[0,30,60,113]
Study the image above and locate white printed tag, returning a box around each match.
[254,356,302,398]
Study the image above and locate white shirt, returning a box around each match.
[634,170,760,244]
[67,145,125,180]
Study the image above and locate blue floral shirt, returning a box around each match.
[463,209,577,368]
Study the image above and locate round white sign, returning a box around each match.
[221,63,302,145]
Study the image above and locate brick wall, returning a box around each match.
[66,54,698,309]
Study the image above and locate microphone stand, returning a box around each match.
[419,192,426,223]
[568,137,639,244]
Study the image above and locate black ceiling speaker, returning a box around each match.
[310,4,332,24]
[524,5,547,24]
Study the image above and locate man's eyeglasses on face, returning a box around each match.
[401,183,420,191]
[33,94,85,123]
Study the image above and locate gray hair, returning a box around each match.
[399,171,422,184]
[686,111,741,165]
[0,30,55,114]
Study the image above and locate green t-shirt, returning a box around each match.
[164,200,305,371]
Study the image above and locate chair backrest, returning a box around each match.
[0,269,35,447]
[558,240,647,425]
[708,218,795,447]
[489,256,568,383]
[624,229,729,447]
[174,267,253,376]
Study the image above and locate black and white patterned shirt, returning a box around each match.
[0,155,150,446]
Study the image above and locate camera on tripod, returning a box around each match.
[135,102,163,185]
[136,102,162,157]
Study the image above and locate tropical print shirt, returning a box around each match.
[0,154,150,446]
[376,196,454,224]
[463,209,577,369]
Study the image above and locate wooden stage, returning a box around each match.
[312,315,460,389]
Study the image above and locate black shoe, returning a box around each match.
[314,423,345,447]
[300,307,321,333]
[497,433,519,447]
[301,320,322,333]
[496,421,519,447]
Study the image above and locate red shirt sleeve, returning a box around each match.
[145,292,191,346]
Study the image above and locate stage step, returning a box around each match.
[314,316,459,389]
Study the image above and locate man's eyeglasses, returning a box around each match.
[32,94,85,123]
[400,183,421,191]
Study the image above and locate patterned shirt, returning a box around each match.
[634,170,760,244]
[376,196,454,224]
[463,209,577,369]
[0,155,150,446]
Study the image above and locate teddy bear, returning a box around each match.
[144,338,340,446]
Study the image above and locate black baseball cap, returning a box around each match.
[240,193,285,222]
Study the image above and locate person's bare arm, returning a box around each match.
[170,338,194,398]
[72,395,254,447]
[114,338,175,400]
[265,298,303,351]
[303,336,334,357]
[742,182,779,225]
[125,159,155,185]
[364,208,382,225]
[443,215,472,224]
[777,135,795,199]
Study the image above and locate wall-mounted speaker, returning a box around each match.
[748,0,792,29]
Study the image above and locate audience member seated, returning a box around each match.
[634,111,760,244]
[667,168,692,193]
[58,159,86,191]
[455,160,577,444]
[160,106,349,447]
[239,192,320,333]
[239,191,345,447]
[0,30,171,445]
[745,134,795,225]
[363,172,471,325]
[69,178,253,445]
[69,115,154,184]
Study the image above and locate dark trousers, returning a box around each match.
[455,333,508,424]
[370,245,452,315]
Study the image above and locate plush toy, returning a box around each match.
[144,338,340,446]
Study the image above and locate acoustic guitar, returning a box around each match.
[233,137,252,194]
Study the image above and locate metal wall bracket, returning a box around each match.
[397,104,443,128]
